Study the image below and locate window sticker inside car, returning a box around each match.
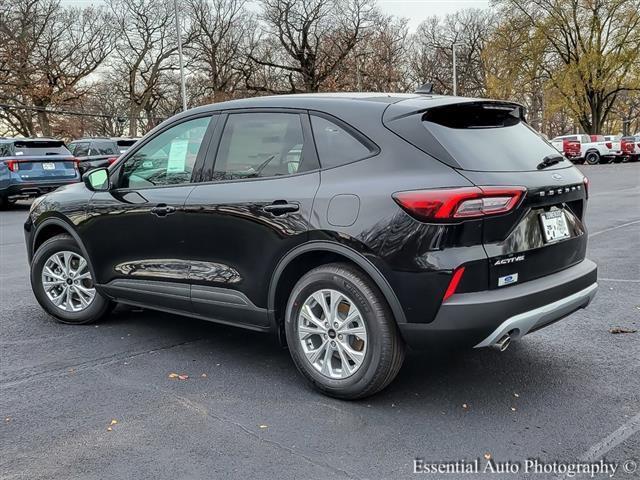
[167,139,189,173]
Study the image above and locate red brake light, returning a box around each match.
[4,159,18,172]
[443,266,466,301]
[393,186,525,222]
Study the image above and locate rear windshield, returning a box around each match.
[420,103,569,171]
[14,140,71,156]
[93,142,119,155]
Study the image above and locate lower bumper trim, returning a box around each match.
[474,282,598,348]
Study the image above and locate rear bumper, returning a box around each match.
[1,179,80,199]
[398,259,598,349]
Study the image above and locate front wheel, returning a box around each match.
[285,263,405,399]
[30,234,112,324]
[585,151,600,165]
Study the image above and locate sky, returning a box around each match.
[60,0,492,31]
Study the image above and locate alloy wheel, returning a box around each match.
[41,251,96,312]
[297,289,368,379]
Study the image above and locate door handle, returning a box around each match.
[150,204,176,217]
[263,201,300,216]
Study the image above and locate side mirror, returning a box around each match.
[83,167,110,192]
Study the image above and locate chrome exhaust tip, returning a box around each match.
[490,334,511,352]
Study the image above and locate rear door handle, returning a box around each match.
[263,201,300,216]
[150,204,176,217]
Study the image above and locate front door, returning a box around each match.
[183,111,320,328]
[82,114,216,312]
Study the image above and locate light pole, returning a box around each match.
[174,0,187,112]
[452,43,463,96]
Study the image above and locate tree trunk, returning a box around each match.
[128,104,141,137]
[36,109,52,137]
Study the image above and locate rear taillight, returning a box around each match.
[4,160,18,172]
[393,186,526,222]
[605,142,612,149]
[443,266,466,301]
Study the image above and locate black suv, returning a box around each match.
[24,93,598,399]
[68,138,123,173]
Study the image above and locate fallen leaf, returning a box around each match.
[259,425,268,429]
[511,407,517,412]
[484,453,492,460]
[110,419,118,426]
[168,373,179,379]
[514,393,520,398]
[178,374,189,380]
[5,417,10,422]
[609,327,637,334]
[201,373,207,378]
[106,427,113,432]
[462,403,469,409]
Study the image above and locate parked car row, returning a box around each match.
[0,136,139,208]
[551,134,640,164]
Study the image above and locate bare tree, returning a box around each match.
[409,9,496,96]
[187,0,255,103]
[108,0,195,136]
[332,13,410,92]
[0,0,115,136]
[247,0,376,93]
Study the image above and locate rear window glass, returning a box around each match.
[91,142,119,155]
[70,142,90,156]
[14,140,71,156]
[420,103,569,171]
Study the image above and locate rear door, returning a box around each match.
[385,100,588,290]
[182,110,320,328]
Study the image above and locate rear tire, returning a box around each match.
[30,233,112,324]
[284,263,405,399]
[585,150,600,165]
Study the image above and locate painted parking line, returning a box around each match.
[589,219,640,238]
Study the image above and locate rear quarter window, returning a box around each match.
[310,115,374,168]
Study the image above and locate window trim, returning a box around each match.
[198,108,321,186]
[308,110,380,171]
[110,112,218,191]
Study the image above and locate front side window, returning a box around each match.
[213,113,310,180]
[311,115,372,168]
[120,116,211,189]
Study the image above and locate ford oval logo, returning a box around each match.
[552,173,563,181]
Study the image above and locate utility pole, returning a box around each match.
[452,43,463,96]
[174,0,187,111]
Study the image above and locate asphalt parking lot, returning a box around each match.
[1,164,639,480]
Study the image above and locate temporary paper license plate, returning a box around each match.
[42,162,56,170]
[540,210,570,243]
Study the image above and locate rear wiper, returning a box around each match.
[537,154,564,170]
